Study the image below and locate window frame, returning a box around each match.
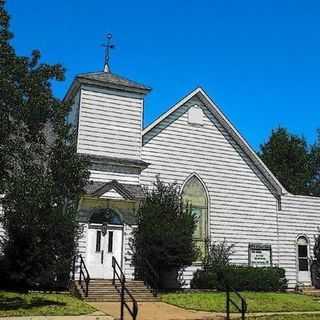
[181,175,209,257]
[297,235,309,272]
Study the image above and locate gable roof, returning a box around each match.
[85,180,145,200]
[64,71,151,101]
[143,87,287,196]
[77,71,151,92]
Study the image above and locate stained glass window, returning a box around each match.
[182,176,208,255]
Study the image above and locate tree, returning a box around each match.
[132,177,198,288]
[258,127,312,195]
[309,130,320,197]
[0,0,89,289]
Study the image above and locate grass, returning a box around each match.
[250,316,320,320]
[161,292,320,313]
[0,291,96,317]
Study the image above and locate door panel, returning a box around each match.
[87,225,123,279]
[297,236,311,284]
[104,228,123,278]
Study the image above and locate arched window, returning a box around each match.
[89,208,122,225]
[182,175,208,250]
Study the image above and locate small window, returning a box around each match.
[108,231,114,253]
[96,231,101,252]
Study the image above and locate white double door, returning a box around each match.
[87,225,123,279]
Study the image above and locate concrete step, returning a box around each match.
[85,297,160,302]
[89,282,146,287]
[304,290,320,297]
[302,286,320,296]
[89,282,145,288]
[71,279,159,302]
[88,292,154,296]
[303,286,317,291]
[90,279,145,284]
[87,295,157,300]
[89,287,152,292]
[87,292,156,297]
[87,292,155,296]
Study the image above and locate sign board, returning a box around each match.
[249,243,272,267]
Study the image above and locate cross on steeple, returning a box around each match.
[102,33,115,73]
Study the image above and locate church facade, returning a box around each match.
[1,66,320,289]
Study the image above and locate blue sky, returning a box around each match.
[6,0,320,150]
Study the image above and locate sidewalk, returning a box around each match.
[3,305,320,320]
[89,302,224,320]
[89,301,320,320]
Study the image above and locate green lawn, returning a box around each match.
[0,291,96,317]
[161,292,320,313]
[250,316,320,320]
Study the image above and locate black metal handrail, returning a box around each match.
[72,254,90,297]
[112,256,138,320]
[216,270,247,320]
[226,284,247,320]
[136,255,159,296]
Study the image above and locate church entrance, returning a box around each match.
[86,208,124,279]
[297,236,311,284]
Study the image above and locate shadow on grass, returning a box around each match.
[0,296,65,311]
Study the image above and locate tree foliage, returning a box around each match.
[0,1,89,289]
[132,177,198,288]
[314,230,320,265]
[309,130,320,196]
[202,239,234,272]
[258,127,320,196]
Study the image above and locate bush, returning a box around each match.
[203,239,234,271]
[191,265,287,291]
[132,177,198,289]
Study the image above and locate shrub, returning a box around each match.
[191,265,287,291]
[203,239,234,271]
[132,177,198,289]
[313,230,320,288]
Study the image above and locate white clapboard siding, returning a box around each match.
[79,223,88,259]
[279,194,320,288]
[123,225,135,280]
[77,86,143,160]
[141,96,279,285]
[90,170,140,184]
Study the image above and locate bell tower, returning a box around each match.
[64,42,151,184]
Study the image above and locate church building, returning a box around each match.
[2,60,320,291]
[63,61,320,290]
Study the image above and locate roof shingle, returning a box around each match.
[77,71,151,93]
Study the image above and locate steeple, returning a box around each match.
[102,33,115,73]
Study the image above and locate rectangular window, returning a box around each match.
[108,231,114,253]
[96,231,101,252]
